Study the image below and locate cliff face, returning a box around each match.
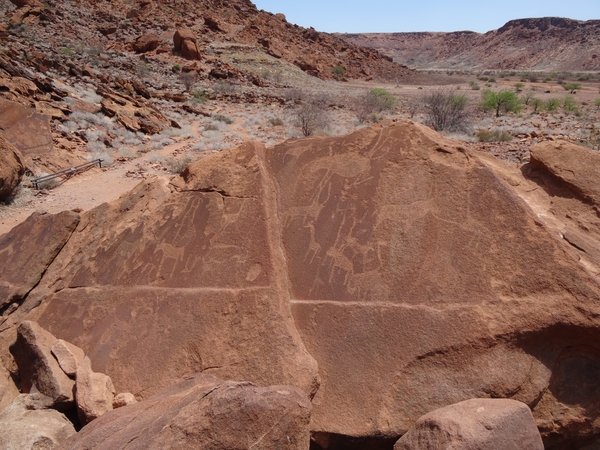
[341,18,600,70]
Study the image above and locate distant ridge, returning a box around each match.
[340,18,600,71]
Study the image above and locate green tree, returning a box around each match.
[563,83,581,94]
[481,90,522,117]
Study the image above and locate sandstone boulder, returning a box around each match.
[394,398,544,450]
[0,393,76,449]
[51,339,84,377]
[9,0,42,7]
[0,133,24,201]
[76,356,116,424]
[133,34,160,53]
[10,321,75,409]
[0,211,80,322]
[530,140,600,205]
[62,373,312,450]
[173,28,201,60]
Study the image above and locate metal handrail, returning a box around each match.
[32,159,103,189]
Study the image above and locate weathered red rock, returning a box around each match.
[173,28,201,60]
[133,34,160,53]
[5,122,600,448]
[394,398,544,449]
[9,321,75,409]
[29,151,318,402]
[51,339,84,377]
[62,373,312,450]
[76,356,116,424]
[0,211,80,323]
[530,140,600,205]
[0,133,24,201]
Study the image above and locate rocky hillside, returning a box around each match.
[341,17,600,70]
[0,0,413,81]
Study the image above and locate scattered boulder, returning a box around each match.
[173,28,201,60]
[51,339,84,377]
[530,140,600,205]
[0,133,24,201]
[133,34,160,53]
[394,398,544,450]
[0,393,76,449]
[62,373,312,450]
[76,356,116,425]
[99,88,169,134]
[9,321,75,409]
[112,392,137,409]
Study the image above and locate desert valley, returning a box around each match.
[1,0,600,449]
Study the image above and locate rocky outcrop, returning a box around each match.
[4,122,600,447]
[0,133,24,201]
[173,28,201,60]
[61,373,312,450]
[395,398,544,449]
[9,321,75,409]
[0,393,76,450]
[75,357,116,425]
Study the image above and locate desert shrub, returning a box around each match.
[35,172,61,190]
[563,83,581,93]
[595,98,600,110]
[563,96,579,113]
[295,101,327,136]
[545,98,561,112]
[531,98,544,114]
[190,90,208,104]
[421,89,471,132]
[165,154,193,174]
[514,83,524,93]
[179,72,197,91]
[469,81,480,90]
[332,65,346,80]
[117,147,137,158]
[481,90,522,117]
[268,117,284,126]
[354,88,397,123]
[213,114,234,125]
[475,129,513,142]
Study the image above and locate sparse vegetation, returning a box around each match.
[514,83,524,93]
[595,98,600,110]
[475,129,513,142]
[294,100,327,137]
[190,90,208,104]
[332,65,346,80]
[545,98,561,112]
[563,96,579,113]
[354,88,397,123]
[481,90,522,117]
[563,83,582,94]
[179,72,197,91]
[469,81,480,90]
[421,89,471,132]
[213,114,234,124]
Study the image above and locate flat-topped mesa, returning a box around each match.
[2,121,600,448]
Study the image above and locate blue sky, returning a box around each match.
[251,0,599,33]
